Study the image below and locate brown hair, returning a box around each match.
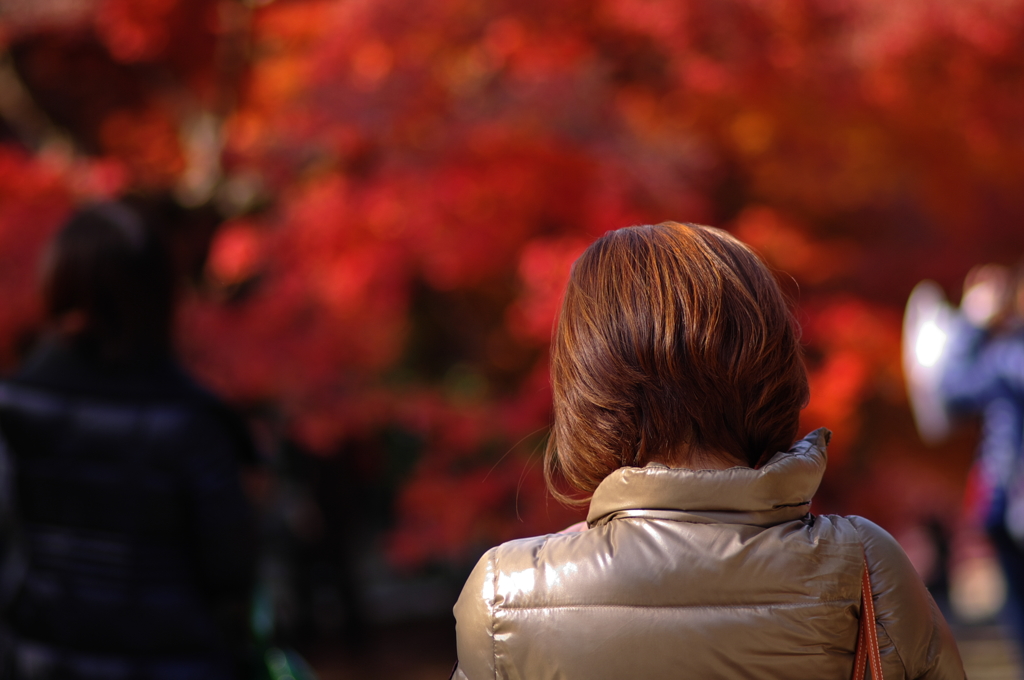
[544,222,808,502]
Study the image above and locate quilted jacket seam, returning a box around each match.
[490,549,498,680]
[495,599,856,612]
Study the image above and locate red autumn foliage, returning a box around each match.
[3,0,1024,567]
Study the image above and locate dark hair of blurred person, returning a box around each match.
[41,201,174,366]
[0,201,256,680]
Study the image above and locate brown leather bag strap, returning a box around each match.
[853,555,884,679]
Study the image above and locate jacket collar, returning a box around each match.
[586,428,830,528]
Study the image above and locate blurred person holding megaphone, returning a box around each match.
[905,262,1024,650]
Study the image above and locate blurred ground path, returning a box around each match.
[957,625,1022,680]
[303,618,457,680]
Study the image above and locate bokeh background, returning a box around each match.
[2,0,1024,676]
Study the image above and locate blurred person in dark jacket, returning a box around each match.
[0,202,256,680]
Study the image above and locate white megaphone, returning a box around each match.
[902,280,956,445]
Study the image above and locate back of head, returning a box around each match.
[42,201,175,366]
[545,222,808,502]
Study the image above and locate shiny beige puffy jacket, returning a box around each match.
[452,429,965,680]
